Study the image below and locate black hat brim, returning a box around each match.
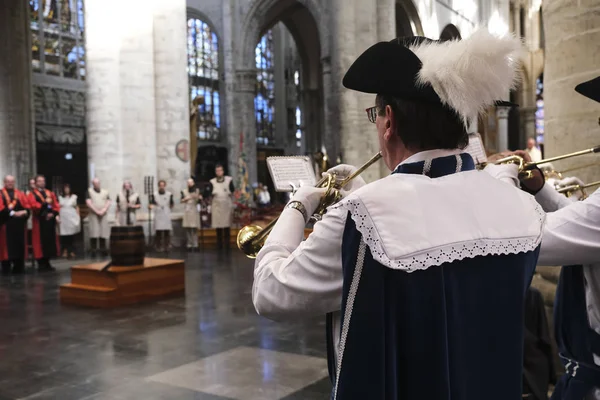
[342,41,441,105]
[342,40,518,108]
[575,76,600,103]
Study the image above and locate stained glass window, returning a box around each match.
[293,71,302,148]
[535,75,544,144]
[187,18,220,141]
[255,31,276,146]
[30,0,86,79]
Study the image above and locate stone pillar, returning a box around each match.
[86,0,123,198]
[303,89,321,154]
[377,0,395,41]
[119,0,157,206]
[331,0,381,183]
[496,105,510,152]
[235,70,258,185]
[221,0,239,183]
[376,0,396,179]
[521,106,537,144]
[86,0,157,209]
[153,0,190,202]
[321,56,339,159]
[543,0,600,184]
[0,0,33,183]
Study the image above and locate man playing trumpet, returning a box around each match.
[486,75,600,400]
[252,31,543,399]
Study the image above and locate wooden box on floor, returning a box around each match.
[59,258,185,308]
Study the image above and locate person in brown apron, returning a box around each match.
[86,178,111,257]
[181,179,201,250]
[207,165,234,250]
[151,180,174,252]
[115,181,141,226]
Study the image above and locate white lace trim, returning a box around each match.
[333,240,366,400]
[332,196,545,273]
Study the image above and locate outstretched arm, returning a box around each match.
[253,187,345,320]
[538,190,600,266]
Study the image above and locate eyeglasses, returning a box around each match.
[365,106,377,123]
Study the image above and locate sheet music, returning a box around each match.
[465,133,487,164]
[267,156,317,192]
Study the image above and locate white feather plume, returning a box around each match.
[409,30,524,127]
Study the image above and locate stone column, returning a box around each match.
[85,0,123,197]
[521,106,537,144]
[321,56,339,159]
[496,105,510,152]
[377,0,395,41]
[0,0,33,183]
[222,0,239,183]
[303,89,321,154]
[543,0,600,184]
[331,0,381,183]
[235,70,258,185]
[86,0,157,209]
[153,0,190,202]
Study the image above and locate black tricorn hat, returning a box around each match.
[342,30,523,126]
[343,37,441,104]
[575,76,600,103]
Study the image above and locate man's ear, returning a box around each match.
[384,105,394,140]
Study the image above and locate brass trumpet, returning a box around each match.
[480,145,600,179]
[558,180,600,199]
[237,152,383,259]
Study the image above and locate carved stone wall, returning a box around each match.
[33,85,86,128]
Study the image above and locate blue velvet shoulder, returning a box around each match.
[330,214,540,400]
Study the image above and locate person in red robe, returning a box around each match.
[0,175,31,274]
[27,175,60,272]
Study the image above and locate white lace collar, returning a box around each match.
[332,170,545,272]
[393,149,464,171]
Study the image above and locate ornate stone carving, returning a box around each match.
[33,85,86,128]
[36,125,85,144]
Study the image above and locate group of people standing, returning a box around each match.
[0,174,66,273]
[85,164,235,254]
[0,164,235,273]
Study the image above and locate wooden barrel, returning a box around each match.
[109,226,145,266]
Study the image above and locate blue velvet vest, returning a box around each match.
[326,153,540,400]
[551,265,600,400]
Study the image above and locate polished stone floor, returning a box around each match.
[0,250,331,400]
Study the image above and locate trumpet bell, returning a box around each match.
[236,225,264,259]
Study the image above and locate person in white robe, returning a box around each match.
[86,178,111,256]
[58,183,80,258]
[151,180,174,252]
[115,181,141,226]
[526,138,543,162]
[484,75,600,400]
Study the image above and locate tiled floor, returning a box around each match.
[0,250,332,400]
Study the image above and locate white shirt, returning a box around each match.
[526,146,542,162]
[533,183,600,400]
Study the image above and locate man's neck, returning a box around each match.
[394,149,463,171]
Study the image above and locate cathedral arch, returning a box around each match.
[439,24,462,41]
[396,0,424,37]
